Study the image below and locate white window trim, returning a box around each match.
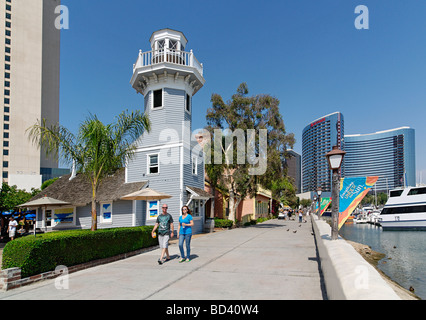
[152,89,164,110]
[185,93,191,115]
[147,200,160,221]
[100,202,113,224]
[192,155,198,175]
[147,152,160,175]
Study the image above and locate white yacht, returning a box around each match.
[379,186,426,230]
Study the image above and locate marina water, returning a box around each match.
[340,222,426,299]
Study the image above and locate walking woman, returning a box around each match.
[178,205,194,262]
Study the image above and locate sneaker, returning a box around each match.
[179,258,186,263]
[185,258,191,262]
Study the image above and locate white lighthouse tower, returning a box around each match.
[127,29,208,233]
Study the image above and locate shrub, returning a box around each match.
[214,218,234,229]
[2,226,156,278]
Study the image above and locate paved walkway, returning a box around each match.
[0,218,326,300]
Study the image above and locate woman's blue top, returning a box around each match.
[179,214,193,235]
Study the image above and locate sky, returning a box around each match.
[58,0,426,183]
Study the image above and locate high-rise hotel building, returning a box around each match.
[1,0,61,191]
[345,127,416,192]
[302,112,344,193]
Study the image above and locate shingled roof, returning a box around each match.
[31,168,147,206]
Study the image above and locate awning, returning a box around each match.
[186,186,213,200]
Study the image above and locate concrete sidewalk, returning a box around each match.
[0,218,326,300]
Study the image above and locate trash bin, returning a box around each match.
[204,218,214,233]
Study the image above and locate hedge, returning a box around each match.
[214,218,234,228]
[2,226,157,278]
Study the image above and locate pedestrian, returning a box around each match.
[298,210,303,223]
[178,205,194,262]
[151,204,174,265]
[8,216,18,241]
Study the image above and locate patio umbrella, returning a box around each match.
[18,196,70,208]
[120,188,172,201]
[18,196,71,237]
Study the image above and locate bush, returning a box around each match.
[214,218,234,229]
[2,226,156,278]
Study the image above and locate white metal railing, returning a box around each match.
[133,48,203,76]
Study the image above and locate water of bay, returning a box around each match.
[340,222,426,299]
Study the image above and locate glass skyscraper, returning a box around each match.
[302,112,344,193]
[344,127,416,192]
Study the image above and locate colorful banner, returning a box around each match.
[320,197,332,216]
[314,197,332,215]
[338,176,379,229]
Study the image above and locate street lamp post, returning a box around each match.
[317,187,322,217]
[313,195,317,215]
[325,146,346,240]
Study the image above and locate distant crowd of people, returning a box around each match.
[1,214,31,242]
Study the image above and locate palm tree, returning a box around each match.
[27,110,151,231]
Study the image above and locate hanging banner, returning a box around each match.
[319,197,332,216]
[338,176,379,229]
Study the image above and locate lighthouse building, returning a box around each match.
[126,29,210,233]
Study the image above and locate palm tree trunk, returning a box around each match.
[91,187,97,231]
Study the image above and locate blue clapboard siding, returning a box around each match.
[136,88,187,148]
[73,201,134,230]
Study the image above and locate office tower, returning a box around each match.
[286,149,301,193]
[345,127,416,192]
[1,0,60,191]
[302,112,344,193]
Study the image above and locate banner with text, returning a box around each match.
[338,176,379,229]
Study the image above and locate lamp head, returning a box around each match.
[325,146,346,170]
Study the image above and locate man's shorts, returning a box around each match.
[9,230,15,238]
[158,234,170,249]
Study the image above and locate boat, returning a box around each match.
[368,210,382,225]
[379,186,426,230]
[354,214,368,224]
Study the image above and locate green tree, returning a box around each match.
[27,110,150,231]
[205,83,295,222]
[0,182,40,212]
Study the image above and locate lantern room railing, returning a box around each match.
[133,48,203,76]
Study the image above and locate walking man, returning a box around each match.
[8,216,18,241]
[152,204,174,265]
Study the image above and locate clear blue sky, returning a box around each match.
[59,0,426,182]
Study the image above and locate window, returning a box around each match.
[147,200,159,220]
[192,155,197,175]
[389,190,403,197]
[407,188,426,196]
[153,89,162,109]
[189,199,201,217]
[169,40,177,51]
[185,93,191,113]
[148,153,159,174]
[100,202,113,224]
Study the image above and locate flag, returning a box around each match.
[338,176,379,229]
[319,197,332,216]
